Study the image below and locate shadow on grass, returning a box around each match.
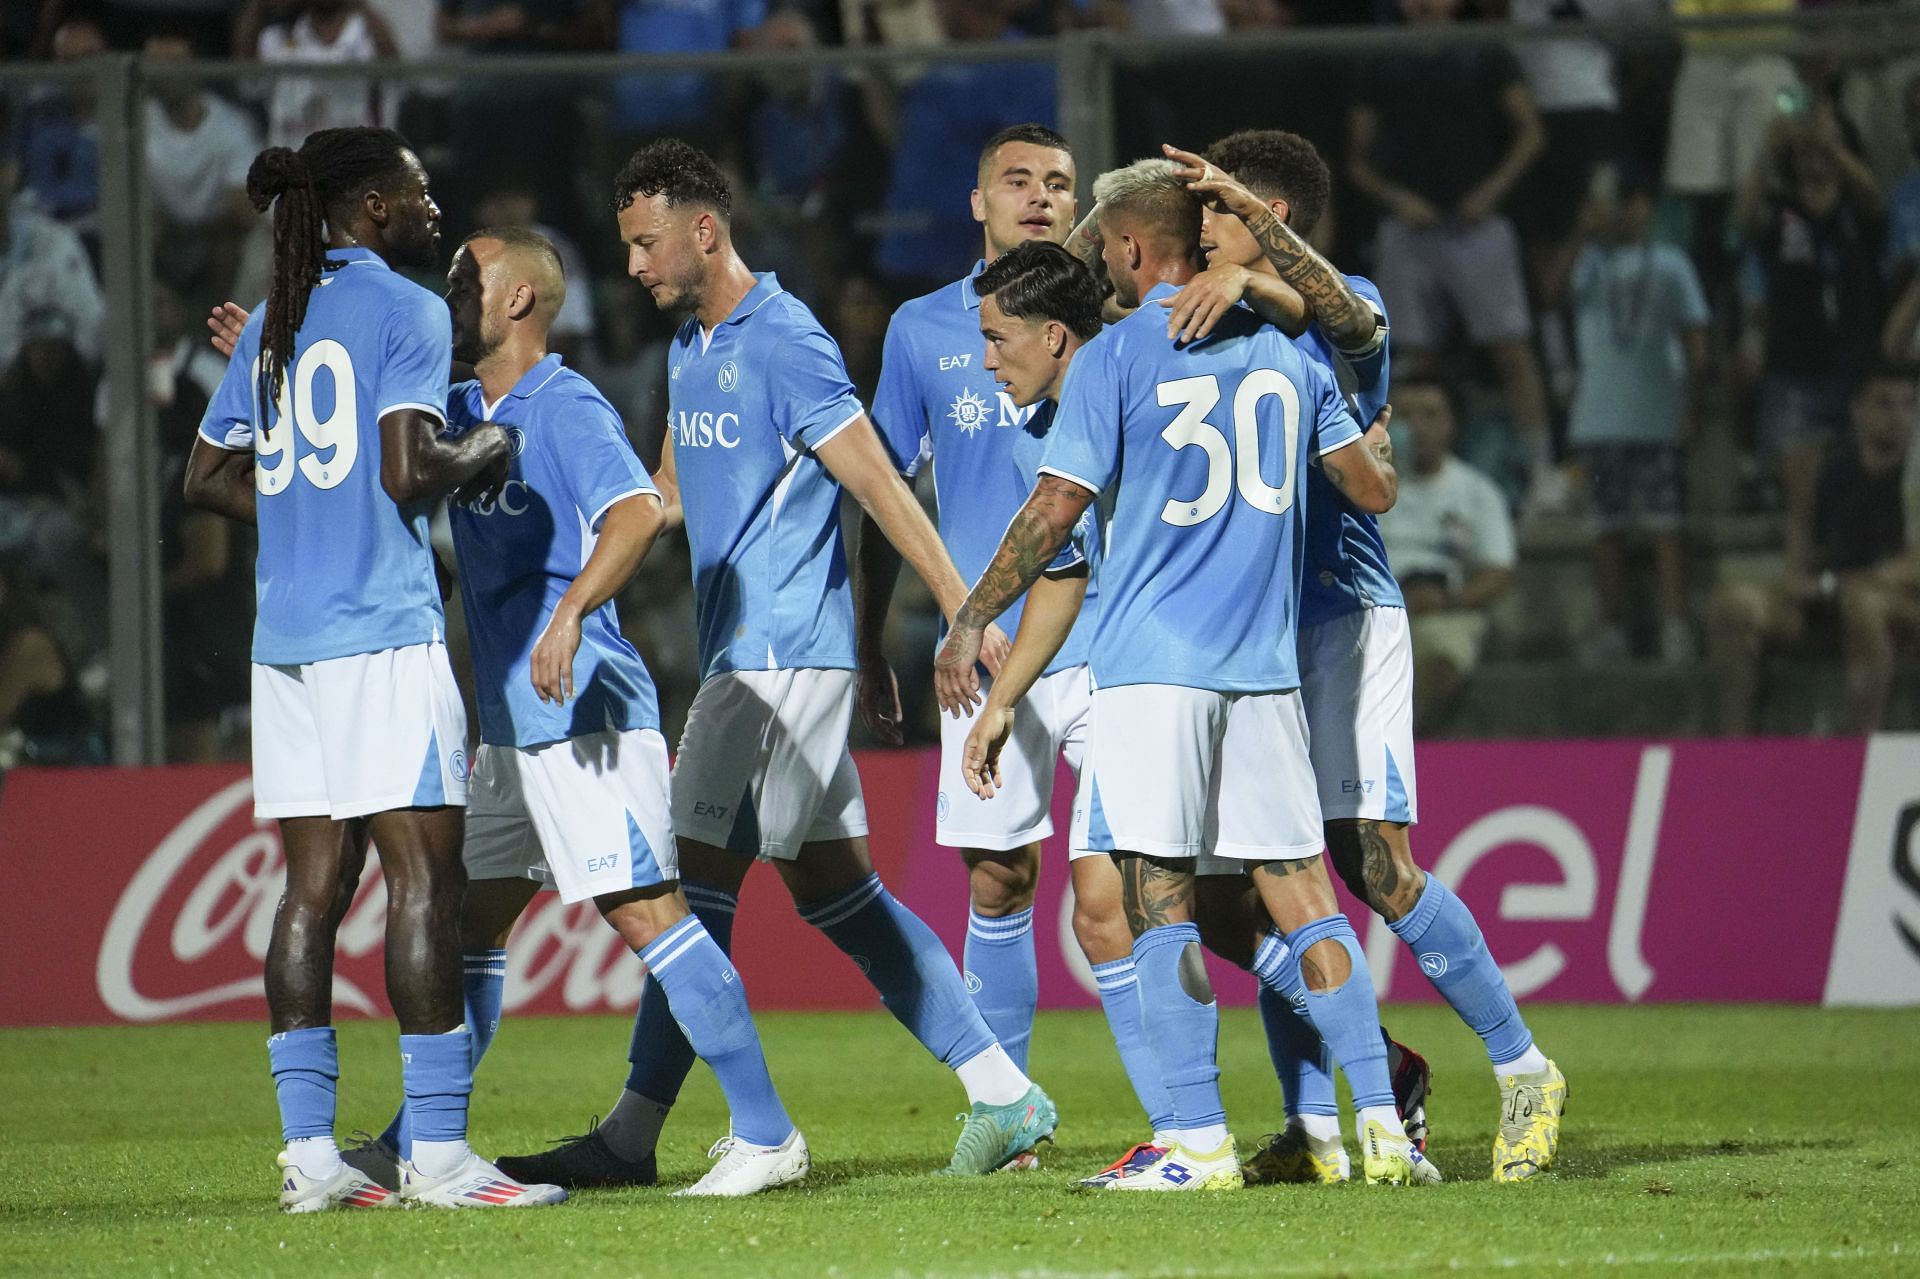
[1545,1136,1849,1180]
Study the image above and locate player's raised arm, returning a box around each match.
[1319,403,1398,516]
[932,473,1093,714]
[1163,143,1375,351]
[530,491,667,704]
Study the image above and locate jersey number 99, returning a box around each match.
[253,340,360,495]
[1155,369,1299,527]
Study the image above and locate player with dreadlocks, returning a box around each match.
[184,126,563,1212]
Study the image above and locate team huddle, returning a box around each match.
[186,118,1567,1211]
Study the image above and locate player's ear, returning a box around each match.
[1046,320,1066,358]
[508,281,535,322]
[970,186,987,226]
[1269,196,1291,226]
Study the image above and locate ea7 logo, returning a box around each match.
[939,353,972,370]
[586,855,621,873]
[693,801,730,819]
[1341,779,1376,794]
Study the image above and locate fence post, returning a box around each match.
[96,54,164,766]
[1057,31,1115,198]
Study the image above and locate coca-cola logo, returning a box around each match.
[95,779,647,1023]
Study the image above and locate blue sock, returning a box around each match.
[800,872,994,1069]
[1255,983,1337,1123]
[1256,916,1393,1111]
[1131,923,1225,1131]
[382,947,506,1157]
[625,880,736,1105]
[1091,956,1176,1133]
[1390,875,1535,1067]
[637,916,792,1148]
[398,1028,472,1147]
[964,906,1037,1070]
[267,1026,338,1142]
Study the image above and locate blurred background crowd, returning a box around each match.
[3,0,1918,768]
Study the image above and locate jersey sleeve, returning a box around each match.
[555,392,658,531]
[1306,356,1363,460]
[197,312,265,451]
[374,287,453,424]
[1037,338,1122,495]
[869,313,927,475]
[769,319,866,452]
[1334,276,1390,398]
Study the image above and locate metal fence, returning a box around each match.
[5,10,1919,765]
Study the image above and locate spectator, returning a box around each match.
[0,558,98,769]
[1737,110,1885,535]
[1707,368,1917,734]
[472,185,597,356]
[1543,166,1709,665]
[610,0,768,145]
[1884,72,1920,286]
[0,148,104,371]
[1381,379,1518,733]
[871,0,1056,294]
[142,34,262,303]
[0,308,98,586]
[1347,0,1559,512]
[12,19,106,249]
[238,0,398,150]
[746,7,857,297]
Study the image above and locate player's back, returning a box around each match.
[666,272,865,682]
[200,247,450,665]
[1298,273,1402,626]
[1038,284,1358,694]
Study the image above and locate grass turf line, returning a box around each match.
[3,1005,1916,1277]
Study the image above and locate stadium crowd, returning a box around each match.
[2,0,1918,768]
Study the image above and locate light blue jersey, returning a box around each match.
[1038,283,1359,694]
[871,264,1092,673]
[1298,274,1402,628]
[199,247,448,665]
[668,272,866,682]
[444,354,661,749]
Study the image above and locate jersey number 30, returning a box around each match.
[1155,369,1298,527]
[253,340,360,495]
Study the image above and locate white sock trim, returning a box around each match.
[1493,1046,1550,1077]
[953,1043,1030,1107]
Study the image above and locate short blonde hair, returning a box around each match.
[1091,158,1199,246]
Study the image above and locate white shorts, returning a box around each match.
[938,664,1095,857]
[670,668,868,861]
[1079,683,1322,863]
[251,642,469,821]
[464,728,678,904]
[1300,606,1419,825]
[1663,51,1801,195]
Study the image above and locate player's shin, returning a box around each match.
[1388,876,1545,1075]
[963,900,1038,1071]
[1091,957,1176,1137]
[635,917,793,1147]
[398,1028,476,1178]
[1256,984,1339,1141]
[1131,923,1228,1151]
[378,947,506,1160]
[1259,917,1398,1134]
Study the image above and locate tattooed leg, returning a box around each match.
[1324,819,1425,923]
[1113,852,1196,938]
[1248,855,1348,993]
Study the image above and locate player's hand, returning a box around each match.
[208,302,249,358]
[452,425,512,506]
[1394,191,1442,229]
[979,622,1011,679]
[856,653,905,746]
[934,624,984,716]
[961,704,1017,799]
[530,607,582,704]
[1161,262,1250,344]
[1161,144,1266,223]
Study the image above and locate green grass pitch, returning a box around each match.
[5,1005,1916,1277]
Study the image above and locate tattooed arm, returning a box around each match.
[933,474,1094,714]
[1319,405,1398,515]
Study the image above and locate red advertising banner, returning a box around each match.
[3,736,1916,1028]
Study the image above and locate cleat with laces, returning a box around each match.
[675,1128,809,1197]
[1076,1140,1169,1189]
[494,1120,658,1189]
[339,1131,402,1191]
[1241,1126,1349,1185]
[1493,1060,1567,1182]
[278,1150,397,1213]
[400,1151,566,1207]
[1107,1136,1242,1191]
[937,1083,1058,1176]
[1361,1118,1441,1186]
[1385,1036,1434,1155]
